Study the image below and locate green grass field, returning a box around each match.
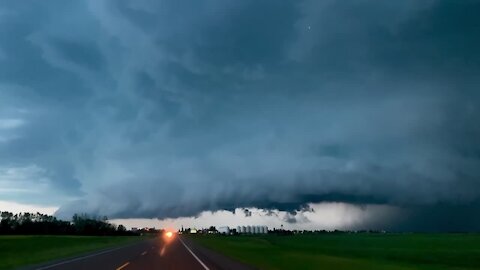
[0,235,145,270]
[190,233,480,270]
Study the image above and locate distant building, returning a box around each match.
[236,225,267,234]
[217,226,230,234]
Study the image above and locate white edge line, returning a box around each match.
[179,236,210,270]
[35,243,137,270]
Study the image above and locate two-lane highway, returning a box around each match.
[30,235,253,270]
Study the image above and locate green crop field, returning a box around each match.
[190,233,480,270]
[0,235,145,270]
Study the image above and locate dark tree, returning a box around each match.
[0,211,135,236]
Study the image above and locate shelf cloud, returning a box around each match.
[1,0,479,231]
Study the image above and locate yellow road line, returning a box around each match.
[116,262,130,270]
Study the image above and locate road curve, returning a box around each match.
[25,235,254,270]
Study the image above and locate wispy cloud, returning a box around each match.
[0,118,24,129]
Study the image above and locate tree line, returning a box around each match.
[0,211,135,236]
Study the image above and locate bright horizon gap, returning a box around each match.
[110,203,401,231]
[0,200,59,216]
[0,200,400,231]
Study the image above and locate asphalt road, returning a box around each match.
[29,235,253,270]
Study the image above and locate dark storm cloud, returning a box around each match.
[242,209,252,218]
[1,0,480,230]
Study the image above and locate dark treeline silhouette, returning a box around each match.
[0,211,136,236]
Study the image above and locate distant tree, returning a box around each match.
[0,211,14,234]
[0,211,134,236]
[117,225,127,233]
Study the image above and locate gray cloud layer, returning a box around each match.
[1,0,479,230]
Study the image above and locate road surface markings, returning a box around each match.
[35,245,135,270]
[178,237,210,270]
[141,251,147,256]
[160,246,166,256]
[116,262,130,270]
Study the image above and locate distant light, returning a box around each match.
[166,231,173,238]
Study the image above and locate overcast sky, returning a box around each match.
[1,0,480,231]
